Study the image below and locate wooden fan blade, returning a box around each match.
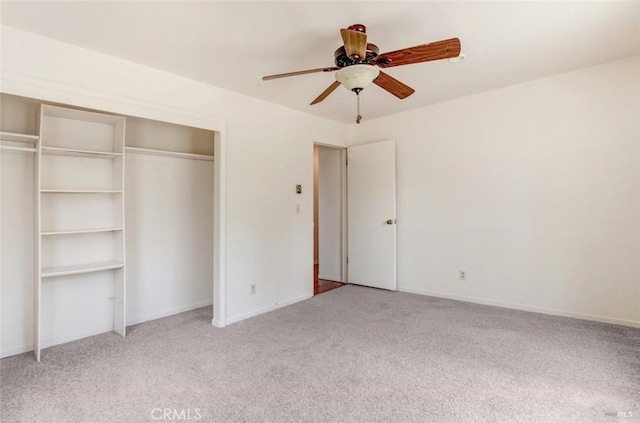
[262,67,339,81]
[373,71,415,99]
[376,38,461,68]
[310,81,342,105]
[340,28,367,59]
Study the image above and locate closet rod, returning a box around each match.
[0,131,40,143]
[125,146,214,161]
[0,145,36,153]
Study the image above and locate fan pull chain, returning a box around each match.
[356,92,362,124]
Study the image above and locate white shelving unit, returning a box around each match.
[35,105,127,361]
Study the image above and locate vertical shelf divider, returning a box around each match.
[113,118,126,336]
[34,107,43,362]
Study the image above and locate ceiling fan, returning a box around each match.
[262,24,461,123]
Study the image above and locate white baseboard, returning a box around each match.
[226,293,313,325]
[127,300,213,326]
[211,319,225,328]
[40,326,115,351]
[397,287,640,328]
[1,301,215,359]
[2,329,116,359]
[1,344,33,359]
[318,274,343,283]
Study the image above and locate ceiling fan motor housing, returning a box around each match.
[334,43,380,67]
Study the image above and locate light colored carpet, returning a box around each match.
[1,285,638,423]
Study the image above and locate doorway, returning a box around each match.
[313,144,347,295]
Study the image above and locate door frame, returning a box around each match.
[313,142,348,285]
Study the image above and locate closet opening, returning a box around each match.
[0,93,225,361]
[313,144,347,295]
[125,116,215,328]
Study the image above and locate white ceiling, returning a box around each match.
[2,1,639,124]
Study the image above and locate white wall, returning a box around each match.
[317,146,343,282]
[351,55,640,327]
[0,25,348,356]
[125,154,214,325]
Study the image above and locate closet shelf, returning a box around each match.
[40,189,123,194]
[41,227,124,236]
[41,146,122,158]
[43,104,124,124]
[41,261,124,278]
[0,131,39,143]
[125,146,214,161]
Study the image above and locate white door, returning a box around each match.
[347,140,397,290]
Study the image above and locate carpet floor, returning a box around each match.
[1,285,639,423]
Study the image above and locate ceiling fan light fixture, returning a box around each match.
[335,65,380,92]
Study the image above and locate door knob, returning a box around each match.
[386,219,395,225]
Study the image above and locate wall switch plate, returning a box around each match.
[250,284,256,295]
[459,271,466,281]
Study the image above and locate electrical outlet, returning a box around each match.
[250,284,256,295]
[459,271,466,281]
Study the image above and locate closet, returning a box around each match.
[0,94,215,361]
[124,117,214,326]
